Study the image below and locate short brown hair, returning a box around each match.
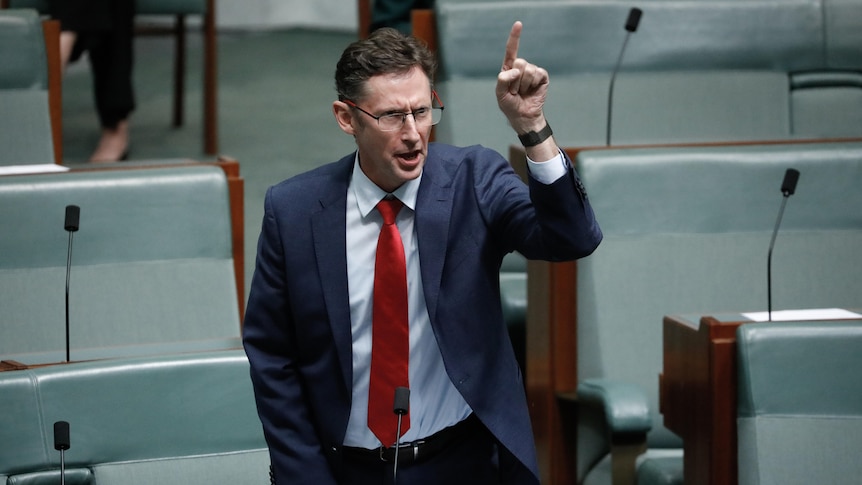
[335,28,437,102]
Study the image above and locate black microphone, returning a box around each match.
[54,421,70,485]
[392,386,410,484]
[607,7,643,146]
[64,205,80,363]
[767,169,800,321]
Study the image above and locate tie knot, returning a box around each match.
[377,198,403,225]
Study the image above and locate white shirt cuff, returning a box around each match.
[526,149,567,185]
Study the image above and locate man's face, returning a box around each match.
[333,66,434,193]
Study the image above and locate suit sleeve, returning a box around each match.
[243,188,339,485]
[477,147,602,261]
[526,149,602,259]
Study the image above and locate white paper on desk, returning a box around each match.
[0,164,70,175]
[742,308,862,322]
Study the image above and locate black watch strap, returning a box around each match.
[518,122,553,147]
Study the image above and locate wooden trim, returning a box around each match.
[217,155,245,323]
[526,259,579,485]
[203,0,218,155]
[172,14,186,127]
[661,315,743,485]
[411,9,436,53]
[42,19,63,164]
[357,0,372,39]
[0,360,28,372]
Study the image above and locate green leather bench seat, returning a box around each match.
[436,70,794,154]
[432,0,862,156]
[572,141,862,483]
[500,252,527,370]
[736,320,862,485]
[0,350,268,485]
[0,9,54,165]
[0,165,241,365]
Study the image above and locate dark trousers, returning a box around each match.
[339,421,535,485]
[48,0,135,128]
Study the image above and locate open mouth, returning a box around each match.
[397,150,421,163]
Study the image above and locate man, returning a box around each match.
[243,23,602,484]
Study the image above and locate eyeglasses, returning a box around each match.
[344,91,445,132]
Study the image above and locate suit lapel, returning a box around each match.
[311,156,354,393]
[415,150,455,326]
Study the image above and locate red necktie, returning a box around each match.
[367,197,410,446]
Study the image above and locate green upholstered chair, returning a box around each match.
[431,0,862,158]
[500,251,527,371]
[0,350,269,484]
[0,165,241,366]
[736,320,862,485]
[3,0,218,154]
[0,8,58,165]
[572,141,862,484]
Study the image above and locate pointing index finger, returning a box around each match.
[501,21,523,71]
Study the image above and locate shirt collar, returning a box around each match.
[351,152,421,218]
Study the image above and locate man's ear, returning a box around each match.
[333,101,357,136]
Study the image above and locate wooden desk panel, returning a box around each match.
[661,315,743,485]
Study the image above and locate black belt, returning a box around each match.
[342,414,483,467]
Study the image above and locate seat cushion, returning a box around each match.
[91,450,270,485]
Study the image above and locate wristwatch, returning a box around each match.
[517,122,553,147]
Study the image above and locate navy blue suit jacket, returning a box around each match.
[243,143,602,484]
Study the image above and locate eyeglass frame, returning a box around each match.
[343,90,445,132]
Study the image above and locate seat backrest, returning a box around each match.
[736,320,862,485]
[432,0,862,155]
[436,0,824,79]
[0,350,269,483]
[575,141,862,453]
[0,166,241,365]
[0,8,55,165]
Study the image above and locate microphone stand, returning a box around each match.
[767,169,800,321]
[54,421,70,485]
[64,230,74,363]
[64,205,80,363]
[607,7,642,146]
[767,197,788,322]
[392,387,410,485]
[606,34,630,147]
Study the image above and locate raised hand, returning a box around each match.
[495,21,549,135]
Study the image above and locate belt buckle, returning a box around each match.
[410,439,425,461]
[378,440,426,464]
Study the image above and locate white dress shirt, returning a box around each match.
[342,150,566,448]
